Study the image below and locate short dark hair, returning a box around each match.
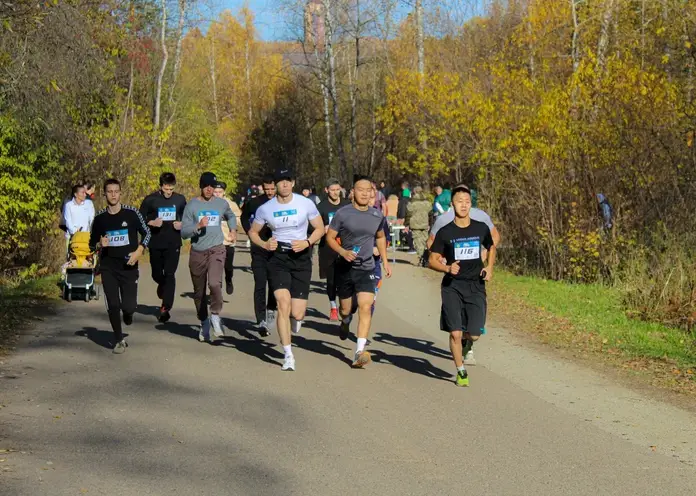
[326,178,341,188]
[159,172,176,186]
[81,180,94,190]
[353,174,372,186]
[103,178,121,192]
[261,173,274,185]
[72,184,85,197]
[451,185,471,199]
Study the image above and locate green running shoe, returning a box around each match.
[456,369,469,387]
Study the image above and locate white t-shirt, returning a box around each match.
[253,193,320,243]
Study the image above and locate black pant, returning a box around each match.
[224,245,235,283]
[251,248,277,324]
[150,246,181,311]
[101,260,138,341]
[326,262,337,302]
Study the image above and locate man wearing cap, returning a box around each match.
[248,168,325,371]
[213,181,242,295]
[182,172,237,342]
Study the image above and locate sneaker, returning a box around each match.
[112,339,128,354]
[352,350,371,368]
[158,307,170,323]
[456,369,469,387]
[225,279,234,295]
[210,314,225,339]
[266,310,276,330]
[258,320,270,338]
[198,319,211,342]
[123,313,133,326]
[339,316,352,341]
[290,317,302,335]
[463,350,477,366]
[281,355,296,371]
[329,308,339,321]
[407,250,418,255]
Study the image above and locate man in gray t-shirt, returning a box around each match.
[326,176,392,369]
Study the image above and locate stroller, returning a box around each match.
[61,232,100,302]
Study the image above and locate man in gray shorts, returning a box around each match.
[326,175,392,368]
[182,172,237,342]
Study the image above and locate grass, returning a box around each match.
[0,274,61,353]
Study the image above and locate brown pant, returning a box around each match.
[189,245,226,321]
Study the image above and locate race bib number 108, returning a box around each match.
[454,240,480,261]
[107,229,130,247]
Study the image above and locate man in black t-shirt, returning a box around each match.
[317,178,350,321]
[90,179,151,354]
[139,172,187,323]
[429,185,496,387]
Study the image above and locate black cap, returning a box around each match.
[274,167,294,182]
[199,171,217,188]
[215,181,227,190]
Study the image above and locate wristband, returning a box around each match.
[306,239,311,248]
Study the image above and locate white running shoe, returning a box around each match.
[281,355,296,371]
[463,350,477,366]
[199,319,211,342]
[266,309,276,330]
[210,314,224,338]
[290,317,302,335]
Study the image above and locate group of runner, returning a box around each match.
[85,169,497,387]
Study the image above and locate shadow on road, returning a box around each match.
[370,349,452,382]
[75,327,126,350]
[372,332,451,360]
[292,335,352,366]
[136,304,160,317]
[156,320,199,340]
[233,265,252,274]
[301,319,338,338]
[304,307,329,320]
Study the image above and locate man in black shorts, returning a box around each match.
[428,185,496,387]
[90,179,151,353]
[326,175,392,368]
[248,168,325,371]
[317,178,350,321]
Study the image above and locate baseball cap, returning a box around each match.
[215,181,227,190]
[274,167,294,182]
[199,171,217,188]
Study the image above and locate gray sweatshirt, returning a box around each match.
[181,197,237,251]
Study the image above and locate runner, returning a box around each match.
[181,172,237,343]
[317,178,350,321]
[248,168,324,371]
[326,175,392,368]
[89,179,151,354]
[428,185,496,387]
[240,174,278,336]
[213,181,242,295]
[139,172,187,323]
[427,183,501,366]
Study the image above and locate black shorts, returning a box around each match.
[268,248,312,299]
[440,279,487,336]
[335,260,376,299]
[318,245,338,279]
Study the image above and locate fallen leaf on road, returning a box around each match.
[650,446,657,451]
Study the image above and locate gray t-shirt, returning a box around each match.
[329,204,386,271]
[430,208,494,237]
[181,197,236,251]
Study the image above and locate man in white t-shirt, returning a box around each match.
[248,168,325,371]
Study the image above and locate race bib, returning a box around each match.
[158,206,176,221]
[198,210,220,227]
[272,209,299,228]
[107,229,130,247]
[454,240,480,261]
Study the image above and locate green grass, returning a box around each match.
[0,274,61,351]
[492,270,696,369]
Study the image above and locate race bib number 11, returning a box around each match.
[454,240,480,261]
[107,229,130,247]
[273,209,299,227]
[198,210,220,227]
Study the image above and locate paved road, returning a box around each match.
[1,247,696,495]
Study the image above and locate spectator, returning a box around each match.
[433,184,451,217]
[405,184,431,256]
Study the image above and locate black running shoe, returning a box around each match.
[123,313,133,326]
[339,319,350,341]
[158,307,171,323]
[226,279,234,295]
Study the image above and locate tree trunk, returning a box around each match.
[570,0,580,74]
[167,0,186,109]
[245,37,253,122]
[153,0,168,130]
[596,0,616,75]
[415,0,425,80]
[122,59,134,134]
[209,29,219,125]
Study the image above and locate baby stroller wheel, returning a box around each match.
[64,286,72,302]
[84,290,90,302]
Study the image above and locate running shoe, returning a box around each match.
[158,306,171,323]
[266,309,276,330]
[112,339,128,354]
[281,355,296,371]
[339,317,351,341]
[198,319,211,342]
[210,314,225,338]
[225,279,234,295]
[352,350,371,368]
[407,250,417,255]
[456,369,469,387]
[463,350,477,366]
[329,308,339,321]
[258,320,270,338]
[123,313,133,326]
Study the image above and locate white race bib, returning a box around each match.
[454,240,480,261]
[158,206,176,221]
[107,229,130,247]
[272,209,299,228]
[198,210,220,227]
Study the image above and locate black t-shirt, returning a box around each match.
[139,191,187,248]
[317,198,350,247]
[430,219,493,281]
[90,205,151,262]
[241,194,273,246]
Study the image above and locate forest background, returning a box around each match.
[1,0,695,337]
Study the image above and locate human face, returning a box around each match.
[327,184,342,202]
[302,188,310,197]
[276,179,294,198]
[161,184,175,199]
[452,191,472,219]
[74,187,86,203]
[352,179,372,208]
[105,184,121,207]
[262,182,276,199]
[435,186,443,195]
[368,185,377,208]
[213,187,225,199]
[201,185,214,200]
